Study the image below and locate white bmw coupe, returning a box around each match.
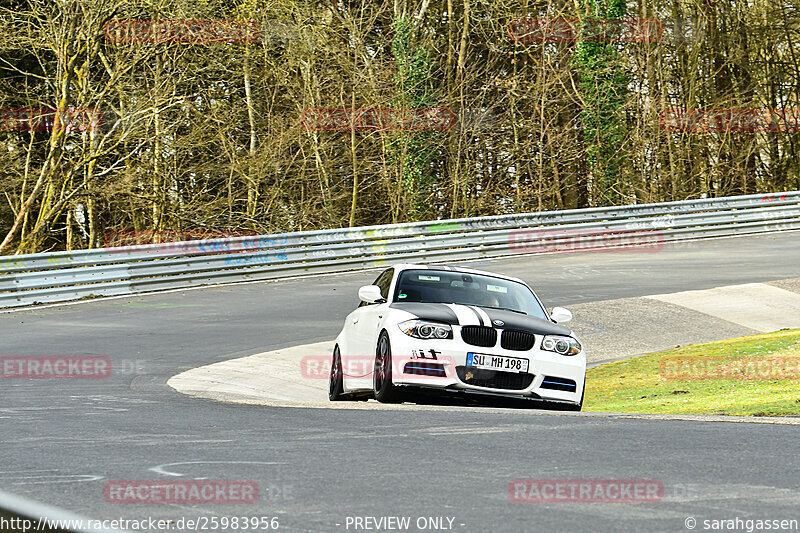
[329,264,586,410]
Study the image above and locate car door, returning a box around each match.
[343,268,393,389]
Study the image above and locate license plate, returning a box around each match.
[466,352,529,373]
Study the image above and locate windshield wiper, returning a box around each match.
[445,302,527,315]
[479,305,527,315]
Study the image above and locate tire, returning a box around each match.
[329,345,346,401]
[373,332,402,403]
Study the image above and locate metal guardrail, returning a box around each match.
[1,192,799,309]
[0,489,129,533]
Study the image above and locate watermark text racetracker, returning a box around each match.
[302,354,456,381]
[508,18,663,42]
[301,107,456,132]
[102,230,290,261]
[509,228,664,254]
[1,356,145,378]
[104,19,260,44]
[510,479,663,503]
[2,356,110,379]
[0,107,104,132]
[660,108,800,133]
[661,356,800,381]
[104,19,299,44]
[103,229,264,254]
[104,480,258,504]
[104,229,258,248]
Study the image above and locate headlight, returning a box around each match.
[398,320,453,340]
[541,335,581,356]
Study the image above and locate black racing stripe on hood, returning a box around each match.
[480,308,572,336]
[389,302,460,325]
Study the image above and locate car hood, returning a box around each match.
[389,302,572,336]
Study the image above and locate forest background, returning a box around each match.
[0,0,797,254]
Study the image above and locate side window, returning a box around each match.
[359,268,393,307]
[374,268,394,300]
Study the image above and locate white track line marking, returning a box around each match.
[149,461,285,477]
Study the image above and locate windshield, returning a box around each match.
[393,269,548,319]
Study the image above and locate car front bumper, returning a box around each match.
[388,330,586,404]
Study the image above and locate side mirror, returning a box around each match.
[358,285,386,304]
[550,307,573,324]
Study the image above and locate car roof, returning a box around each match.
[389,263,529,287]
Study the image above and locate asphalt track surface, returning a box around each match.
[2,232,800,533]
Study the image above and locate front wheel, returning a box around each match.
[329,346,346,401]
[373,332,402,403]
